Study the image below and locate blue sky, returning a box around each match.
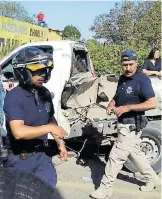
[21,1,118,39]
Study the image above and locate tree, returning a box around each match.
[90,2,122,44]
[134,1,161,47]
[90,1,161,47]
[62,25,81,41]
[86,1,161,76]
[0,1,35,23]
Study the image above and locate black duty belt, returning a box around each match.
[19,151,36,160]
[118,115,148,132]
[8,149,36,160]
[9,139,49,159]
[118,117,136,124]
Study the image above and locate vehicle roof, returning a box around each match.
[22,40,76,47]
[0,40,87,65]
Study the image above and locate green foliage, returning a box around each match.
[86,40,151,76]
[88,1,161,75]
[62,25,81,41]
[0,1,35,23]
[86,41,121,75]
[90,1,161,47]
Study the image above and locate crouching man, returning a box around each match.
[90,50,159,199]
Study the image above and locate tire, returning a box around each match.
[124,120,161,174]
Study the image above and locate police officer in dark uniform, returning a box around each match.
[90,50,159,199]
[3,47,68,187]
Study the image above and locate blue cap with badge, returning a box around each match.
[121,50,137,62]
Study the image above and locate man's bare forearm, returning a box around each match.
[48,121,64,146]
[128,98,157,112]
[10,122,58,139]
[142,69,158,76]
[52,134,63,146]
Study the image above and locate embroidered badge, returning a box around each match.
[45,102,51,113]
[126,86,133,94]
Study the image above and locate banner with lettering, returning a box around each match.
[0,16,62,48]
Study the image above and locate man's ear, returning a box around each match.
[135,61,138,67]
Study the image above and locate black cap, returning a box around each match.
[121,50,137,62]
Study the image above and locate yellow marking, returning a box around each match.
[27,64,45,71]
[48,60,53,67]
[27,62,53,71]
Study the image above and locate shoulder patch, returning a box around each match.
[45,101,51,113]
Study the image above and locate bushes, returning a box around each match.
[87,1,161,76]
[86,40,151,76]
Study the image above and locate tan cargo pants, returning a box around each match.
[100,123,157,188]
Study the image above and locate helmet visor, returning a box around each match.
[26,60,53,71]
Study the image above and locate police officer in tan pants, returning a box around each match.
[90,50,159,199]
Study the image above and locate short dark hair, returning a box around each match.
[147,47,159,59]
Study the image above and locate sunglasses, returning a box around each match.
[30,68,51,76]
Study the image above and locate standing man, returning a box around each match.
[90,50,159,199]
[3,47,68,187]
[36,11,46,27]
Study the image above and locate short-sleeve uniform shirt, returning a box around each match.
[114,69,155,119]
[4,86,54,144]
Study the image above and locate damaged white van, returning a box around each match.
[0,40,161,174]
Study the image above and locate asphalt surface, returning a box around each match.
[52,153,161,199]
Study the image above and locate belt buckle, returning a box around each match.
[43,140,48,147]
[19,151,28,160]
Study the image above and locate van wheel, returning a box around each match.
[124,122,161,174]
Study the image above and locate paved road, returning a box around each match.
[52,154,161,199]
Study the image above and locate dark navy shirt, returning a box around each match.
[142,58,161,72]
[114,69,155,118]
[4,86,54,149]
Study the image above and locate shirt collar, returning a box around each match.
[18,86,34,97]
[130,68,141,79]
